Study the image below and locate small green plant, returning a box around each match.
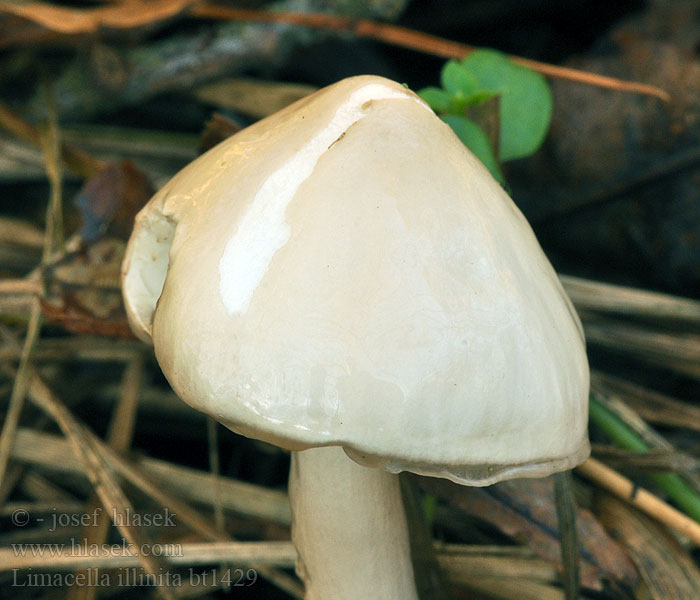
[418,49,553,183]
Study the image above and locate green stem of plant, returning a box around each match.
[589,397,700,523]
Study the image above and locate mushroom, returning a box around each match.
[122,75,589,600]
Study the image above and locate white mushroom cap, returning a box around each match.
[122,75,589,486]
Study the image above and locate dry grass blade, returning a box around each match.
[0,539,564,591]
[20,471,78,503]
[40,85,64,259]
[458,577,564,600]
[0,217,44,249]
[0,281,40,319]
[91,433,304,598]
[591,377,700,495]
[0,135,46,181]
[0,275,41,293]
[11,427,291,524]
[69,353,144,600]
[591,376,689,449]
[0,464,25,506]
[194,78,317,119]
[0,541,297,571]
[21,373,177,600]
[0,103,105,178]
[0,335,142,362]
[0,302,41,496]
[576,458,700,546]
[596,494,700,599]
[582,316,700,378]
[436,544,558,584]
[21,403,295,594]
[561,275,700,326]
[592,371,700,433]
[93,437,304,598]
[0,92,64,495]
[89,443,227,542]
[1,500,84,517]
[592,445,700,474]
[106,354,143,449]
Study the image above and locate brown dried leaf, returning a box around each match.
[48,238,123,288]
[199,113,243,154]
[0,0,195,35]
[38,298,132,339]
[75,161,154,242]
[418,475,639,593]
[515,28,700,293]
[40,238,135,338]
[39,296,134,338]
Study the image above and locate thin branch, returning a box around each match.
[190,4,670,101]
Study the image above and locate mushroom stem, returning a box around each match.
[289,446,418,600]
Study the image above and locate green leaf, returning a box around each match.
[463,90,499,107]
[440,60,479,97]
[461,49,552,161]
[417,87,451,113]
[449,89,499,113]
[441,115,504,183]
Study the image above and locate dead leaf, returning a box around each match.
[40,238,135,338]
[512,29,700,295]
[199,113,243,154]
[40,295,134,338]
[418,475,639,593]
[596,493,700,599]
[0,0,195,35]
[75,161,154,243]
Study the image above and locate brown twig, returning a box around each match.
[190,4,670,101]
